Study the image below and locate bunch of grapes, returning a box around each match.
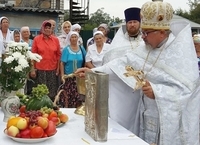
[40,106,53,114]
[25,110,42,125]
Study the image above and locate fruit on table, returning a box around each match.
[16,118,28,130]
[5,111,58,138]
[44,120,57,137]
[19,105,26,113]
[7,126,20,137]
[26,84,53,111]
[48,110,58,120]
[20,128,31,138]
[7,117,22,129]
[50,117,60,126]
[59,114,69,123]
[37,116,49,129]
[30,126,44,138]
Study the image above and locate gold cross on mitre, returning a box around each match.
[124,66,146,90]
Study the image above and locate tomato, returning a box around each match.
[30,126,44,138]
[19,106,26,113]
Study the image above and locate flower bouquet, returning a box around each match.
[0,41,42,94]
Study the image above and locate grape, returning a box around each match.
[24,110,43,125]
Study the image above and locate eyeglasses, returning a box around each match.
[142,30,158,37]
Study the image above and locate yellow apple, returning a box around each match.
[16,118,28,130]
[7,125,20,137]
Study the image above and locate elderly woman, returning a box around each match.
[88,23,112,46]
[57,21,72,51]
[86,31,110,68]
[59,31,86,108]
[20,26,33,48]
[71,23,83,46]
[0,16,13,55]
[12,29,21,42]
[30,20,61,101]
[20,26,34,94]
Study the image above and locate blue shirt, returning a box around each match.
[21,39,33,48]
[61,45,86,74]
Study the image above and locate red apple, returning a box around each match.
[50,117,60,126]
[20,128,31,138]
[44,120,57,137]
[30,126,44,138]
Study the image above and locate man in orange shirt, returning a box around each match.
[30,20,61,101]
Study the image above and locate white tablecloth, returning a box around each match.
[0,108,148,145]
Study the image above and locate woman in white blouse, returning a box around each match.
[85,31,110,68]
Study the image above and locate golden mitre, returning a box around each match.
[140,0,174,30]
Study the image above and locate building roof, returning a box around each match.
[111,14,200,29]
[0,7,64,14]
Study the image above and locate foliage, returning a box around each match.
[32,84,49,99]
[64,10,70,21]
[0,42,42,93]
[175,0,200,24]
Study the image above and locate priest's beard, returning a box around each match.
[127,26,140,37]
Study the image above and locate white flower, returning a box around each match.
[18,58,29,68]
[14,65,23,72]
[27,51,42,62]
[0,41,42,92]
[12,52,22,60]
[3,56,14,64]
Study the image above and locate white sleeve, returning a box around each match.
[91,63,113,75]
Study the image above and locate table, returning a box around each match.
[0,108,149,145]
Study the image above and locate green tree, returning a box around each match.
[83,8,123,30]
[64,10,70,21]
[175,0,200,24]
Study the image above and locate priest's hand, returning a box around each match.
[142,81,155,99]
[74,67,92,78]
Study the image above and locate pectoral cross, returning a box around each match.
[124,66,146,90]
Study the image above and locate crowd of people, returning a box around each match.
[0,0,200,144]
[0,16,113,108]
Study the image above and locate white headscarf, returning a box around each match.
[61,21,72,36]
[57,21,72,50]
[71,23,81,31]
[0,16,12,54]
[66,31,79,45]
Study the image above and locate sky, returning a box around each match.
[64,0,190,19]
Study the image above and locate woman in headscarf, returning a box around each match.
[12,29,21,42]
[0,16,13,55]
[88,23,112,46]
[86,31,111,68]
[57,21,72,51]
[59,31,86,108]
[71,23,83,46]
[30,20,61,101]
